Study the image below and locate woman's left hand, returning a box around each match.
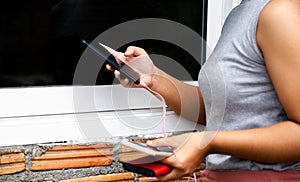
[147,132,213,181]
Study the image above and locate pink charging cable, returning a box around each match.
[139,80,167,138]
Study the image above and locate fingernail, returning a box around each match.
[146,141,153,145]
[125,49,132,54]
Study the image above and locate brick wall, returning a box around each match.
[0,141,204,181]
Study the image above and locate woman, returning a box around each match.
[107,0,300,181]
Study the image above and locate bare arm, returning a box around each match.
[212,121,300,163]
[149,1,300,180]
[112,46,206,124]
[149,69,205,124]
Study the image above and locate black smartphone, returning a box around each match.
[81,39,140,84]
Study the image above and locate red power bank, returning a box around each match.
[122,161,172,177]
[120,140,173,177]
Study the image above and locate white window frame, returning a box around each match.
[0,1,239,147]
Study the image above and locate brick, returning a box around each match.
[31,156,112,171]
[59,172,135,182]
[0,153,25,164]
[33,148,112,160]
[49,144,113,151]
[0,162,26,175]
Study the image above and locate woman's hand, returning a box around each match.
[147,132,212,181]
[106,45,206,124]
[106,46,157,87]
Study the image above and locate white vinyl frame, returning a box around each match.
[0,0,240,147]
[206,0,241,57]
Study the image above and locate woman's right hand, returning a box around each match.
[106,46,158,87]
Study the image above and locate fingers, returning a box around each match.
[106,64,121,79]
[114,69,135,87]
[106,64,112,71]
[109,52,126,67]
[146,133,188,149]
[156,155,190,182]
[157,155,198,182]
[147,138,173,148]
[157,168,183,182]
[114,70,131,86]
[124,46,147,57]
[106,64,140,88]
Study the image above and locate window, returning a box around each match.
[0,0,236,146]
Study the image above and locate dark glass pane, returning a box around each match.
[0,0,207,87]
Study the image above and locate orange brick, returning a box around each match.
[0,153,25,164]
[60,172,135,182]
[33,148,112,160]
[0,162,26,175]
[50,144,113,151]
[31,156,112,171]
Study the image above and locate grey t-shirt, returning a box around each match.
[198,0,300,171]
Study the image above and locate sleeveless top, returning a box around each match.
[198,0,300,171]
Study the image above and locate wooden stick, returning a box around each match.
[49,144,113,151]
[0,153,25,164]
[31,156,112,171]
[60,172,135,182]
[0,162,26,175]
[33,148,112,160]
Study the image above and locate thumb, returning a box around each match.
[147,133,195,150]
[147,138,174,148]
[112,51,127,65]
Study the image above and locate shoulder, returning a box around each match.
[257,0,300,53]
[259,0,300,30]
[262,0,300,16]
